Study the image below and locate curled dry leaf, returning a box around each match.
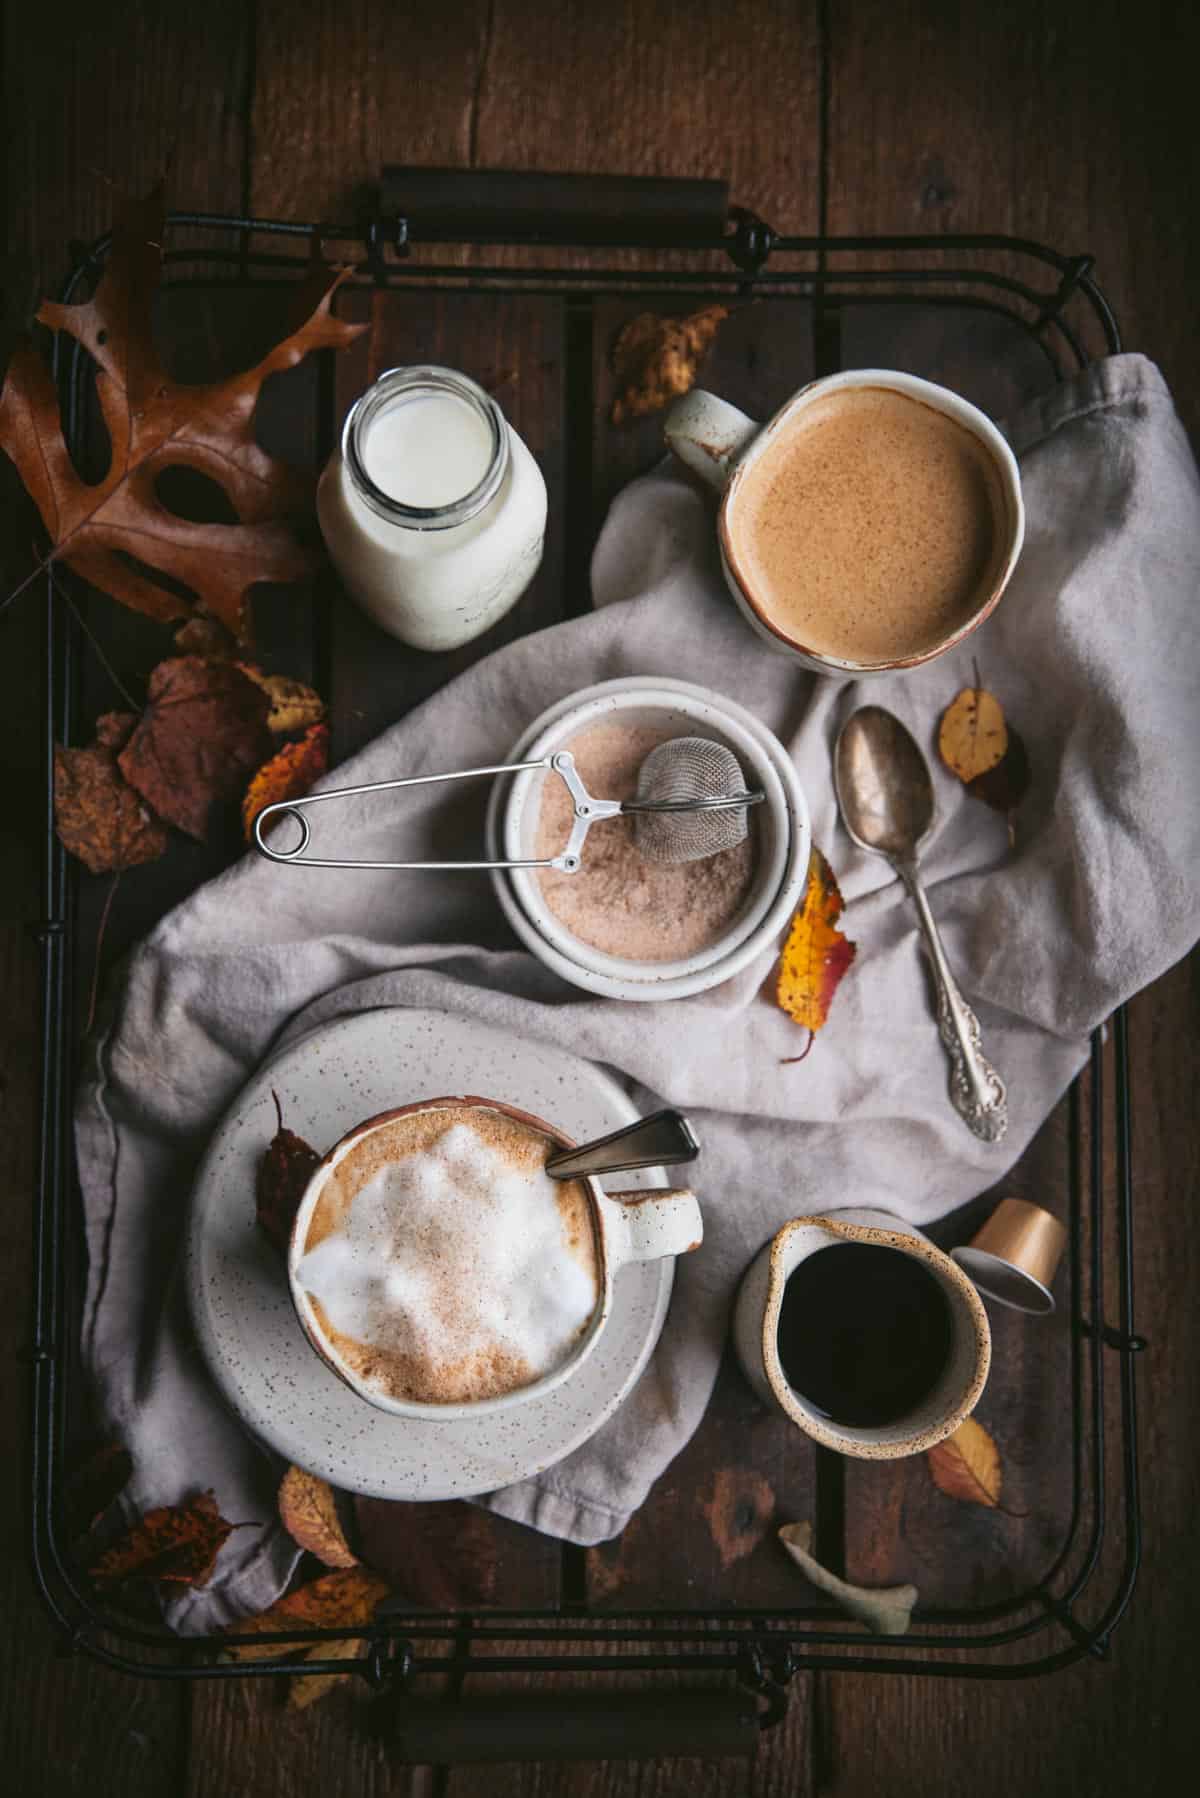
[89,1490,236,1589]
[775,846,857,1042]
[278,1465,358,1569]
[610,303,729,424]
[242,723,330,844]
[118,655,273,840]
[938,683,1008,783]
[54,711,169,873]
[238,666,327,736]
[287,1635,366,1710]
[63,1438,134,1542]
[220,1566,390,1663]
[926,1417,1003,1508]
[778,1522,917,1636]
[256,1090,321,1256]
[0,186,367,641]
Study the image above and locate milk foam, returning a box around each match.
[297,1120,599,1404]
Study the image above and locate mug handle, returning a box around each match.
[597,1189,703,1269]
[664,390,760,490]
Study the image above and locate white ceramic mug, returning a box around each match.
[288,1096,703,1419]
[665,369,1025,677]
[732,1208,991,1459]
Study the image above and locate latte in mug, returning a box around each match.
[294,1104,601,1406]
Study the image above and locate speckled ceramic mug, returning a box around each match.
[732,1208,991,1459]
[288,1096,703,1420]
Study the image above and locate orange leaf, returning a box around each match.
[937,684,1007,784]
[287,1635,366,1709]
[775,847,857,1036]
[89,1489,236,1589]
[256,1090,321,1257]
[610,304,729,424]
[220,1567,390,1663]
[926,1417,1003,1508]
[242,723,330,844]
[278,1465,358,1569]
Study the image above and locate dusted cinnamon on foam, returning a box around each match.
[298,1106,600,1405]
[728,386,1008,664]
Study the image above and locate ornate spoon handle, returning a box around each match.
[901,866,1008,1143]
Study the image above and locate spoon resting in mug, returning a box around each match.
[834,705,1008,1143]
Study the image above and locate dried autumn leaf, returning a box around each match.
[62,1438,134,1541]
[174,614,238,659]
[89,1489,235,1589]
[238,664,327,735]
[775,846,857,1040]
[779,1522,917,1635]
[287,1635,366,1710]
[610,303,729,424]
[54,711,170,873]
[221,1566,390,1663]
[242,723,330,845]
[967,727,1031,846]
[117,655,273,840]
[0,186,366,641]
[938,683,1008,783]
[256,1090,321,1256]
[926,1417,1003,1508]
[278,1465,358,1569]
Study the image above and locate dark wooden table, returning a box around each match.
[3,3,1199,1793]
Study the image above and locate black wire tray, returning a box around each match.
[29,174,1142,1743]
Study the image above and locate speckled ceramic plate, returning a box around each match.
[185,1008,671,1500]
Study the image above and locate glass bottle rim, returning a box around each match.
[342,365,508,531]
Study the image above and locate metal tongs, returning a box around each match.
[252,749,762,876]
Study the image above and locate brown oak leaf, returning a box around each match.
[89,1489,235,1589]
[220,1567,390,1663]
[926,1417,1003,1508]
[117,655,273,839]
[610,304,729,424]
[278,1465,358,1569]
[256,1090,321,1256]
[54,711,170,873]
[775,846,857,1052]
[242,722,330,844]
[0,186,367,642]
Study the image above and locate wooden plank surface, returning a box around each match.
[3,0,1199,1793]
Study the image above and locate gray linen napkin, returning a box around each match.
[76,354,1200,1632]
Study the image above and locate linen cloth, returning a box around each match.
[75,354,1200,1631]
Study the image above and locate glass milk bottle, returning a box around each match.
[317,365,547,651]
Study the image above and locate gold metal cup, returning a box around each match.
[951,1198,1067,1315]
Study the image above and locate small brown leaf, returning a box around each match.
[287,1635,366,1710]
[173,615,238,659]
[775,847,857,1039]
[278,1465,358,1569]
[89,1490,235,1589]
[610,304,729,424]
[242,723,329,844]
[221,1567,390,1663]
[118,655,273,840]
[256,1090,321,1256]
[926,1417,1003,1508]
[938,684,1008,784]
[62,1438,134,1541]
[54,712,170,874]
[237,665,327,736]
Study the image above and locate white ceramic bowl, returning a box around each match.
[485,677,811,1001]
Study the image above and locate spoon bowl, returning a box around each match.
[834,706,934,864]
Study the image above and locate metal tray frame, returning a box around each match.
[29,185,1142,1712]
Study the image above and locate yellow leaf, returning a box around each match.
[926,1417,1002,1507]
[238,665,327,736]
[278,1465,358,1569]
[937,685,1008,784]
[287,1636,366,1710]
[774,847,857,1037]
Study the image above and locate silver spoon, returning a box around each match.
[834,706,1008,1144]
[545,1110,700,1179]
